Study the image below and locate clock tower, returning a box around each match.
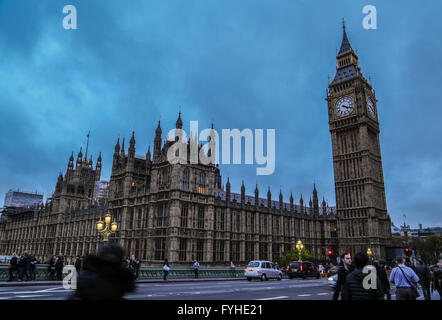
[326,21,391,260]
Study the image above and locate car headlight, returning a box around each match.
[328,277,334,281]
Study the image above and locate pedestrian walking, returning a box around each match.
[29,255,38,281]
[193,261,200,278]
[319,264,324,277]
[333,252,353,300]
[163,259,170,280]
[431,265,442,300]
[389,256,420,300]
[55,254,64,281]
[342,252,383,300]
[74,256,82,275]
[18,253,30,281]
[415,260,431,300]
[7,253,18,282]
[374,260,391,300]
[230,261,235,277]
[130,255,140,279]
[70,242,136,300]
[48,256,57,280]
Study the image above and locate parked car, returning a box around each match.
[244,260,283,281]
[286,261,320,279]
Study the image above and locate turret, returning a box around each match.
[254,184,259,206]
[241,180,245,204]
[267,187,271,208]
[154,120,162,162]
[226,177,231,203]
[129,131,135,160]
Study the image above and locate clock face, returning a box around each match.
[367,97,376,117]
[335,96,354,117]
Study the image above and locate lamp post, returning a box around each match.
[96,213,118,242]
[296,240,304,263]
[367,248,373,263]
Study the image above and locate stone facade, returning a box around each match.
[326,22,392,260]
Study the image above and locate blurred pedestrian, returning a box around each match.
[74,256,82,275]
[374,260,391,300]
[230,261,235,277]
[163,259,170,280]
[48,256,57,280]
[193,261,200,278]
[333,252,353,300]
[389,256,420,300]
[70,242,136,300]
[55,253,64,281]
[319,264,324,277]
[29,255,38,281]
[130,255,140,279]
[8,253,18,282]
[342,252,383,300]
[18,253,30,281]
[415,260,431,300]
[432,265,442,300]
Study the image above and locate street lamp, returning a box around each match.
[97,213,118,242]
[296,240,304,262]
[367,248,373,262]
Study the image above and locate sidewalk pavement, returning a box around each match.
[0,277,245,287]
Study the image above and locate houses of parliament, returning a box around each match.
[0,24,392,266]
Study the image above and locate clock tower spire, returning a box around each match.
[326,22,391,260]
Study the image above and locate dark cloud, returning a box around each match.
[0,0,441,228]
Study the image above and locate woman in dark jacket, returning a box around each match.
[70,243,136,300]
[48,256,57,280]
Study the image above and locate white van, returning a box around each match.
[244,260,282,281]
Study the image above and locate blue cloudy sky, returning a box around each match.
[0,0,441,228]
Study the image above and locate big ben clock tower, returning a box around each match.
[327,21,391,260]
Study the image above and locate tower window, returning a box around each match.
[182,169,190,191]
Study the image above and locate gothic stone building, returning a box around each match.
[0,24,391,265]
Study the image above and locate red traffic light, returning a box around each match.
[328,250,333,255]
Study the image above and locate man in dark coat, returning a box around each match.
[333,252,353,300]
[415,260,431,300]
[8,254,18,281]
[74,256,82,275]
[342,252,383,300]
[29,255,38,281]
[70,243,136,300]
[18,253,30,281]
[374,260,391,300]
[55,254,64,281]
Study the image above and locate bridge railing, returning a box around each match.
[0,264,244,281]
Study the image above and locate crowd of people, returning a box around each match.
[332,252,442,300]
[7,252,39,282]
